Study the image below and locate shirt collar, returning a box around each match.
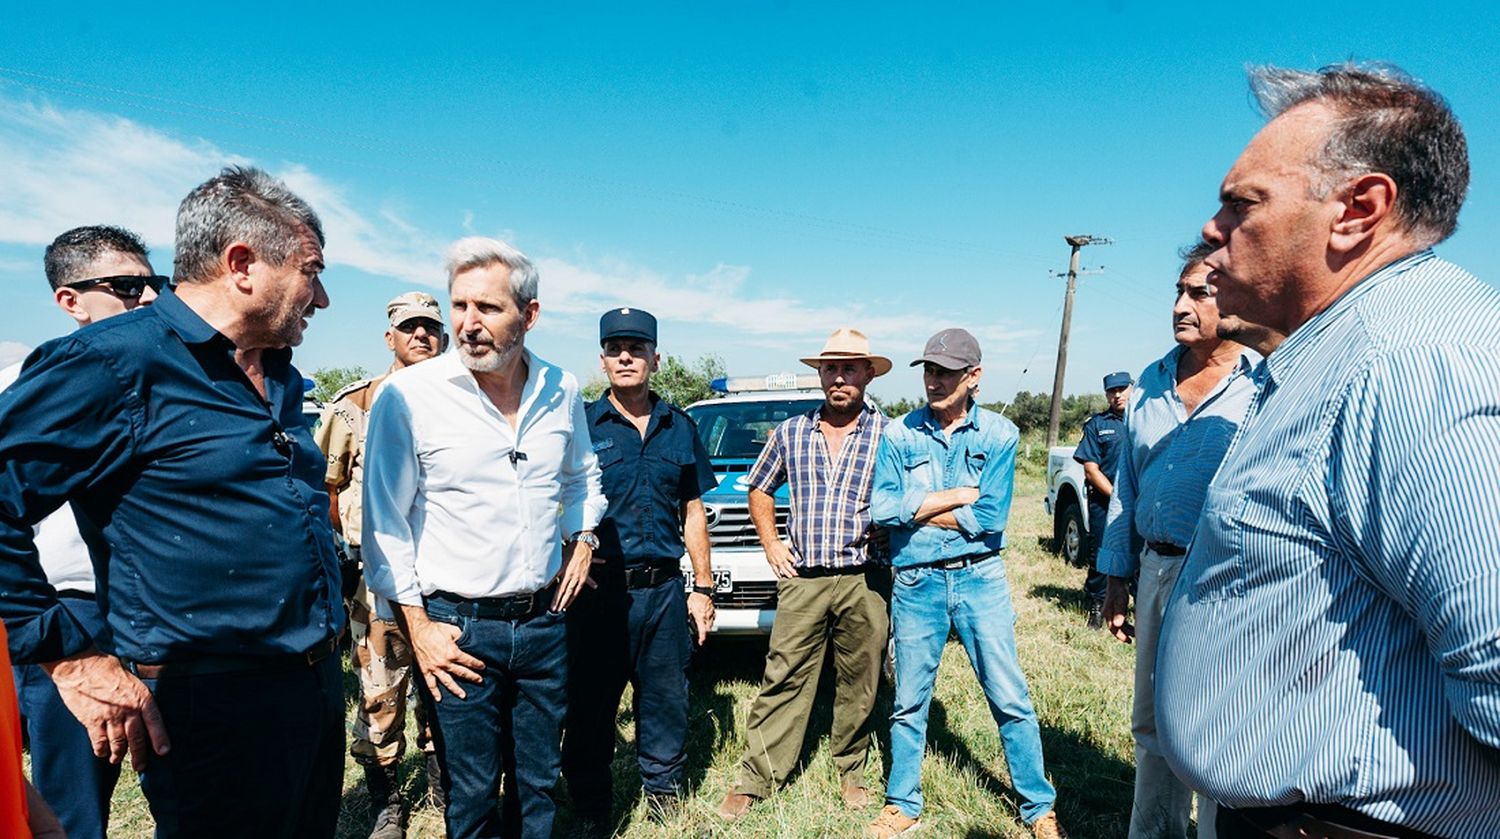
[594,389,671,426]
[814,400,877,431]
[916,399,979,434]
[1264,249,1432,387]
[152,286,229,346]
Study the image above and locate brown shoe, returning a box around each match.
[716,791,756,821]
[1031,811,1070,839]
[841,782,875,810]
[866,804,921,838]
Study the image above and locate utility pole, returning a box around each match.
[1046,234,1111,449]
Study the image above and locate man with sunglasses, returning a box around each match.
[1094,243,1259,839]
[314,291,447,838]
[0,225,160,839]
[0,167,346,837]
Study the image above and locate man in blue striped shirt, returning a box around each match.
[718,328,893,821]
[1097,242,1260,838]
[1158,63,1500,838]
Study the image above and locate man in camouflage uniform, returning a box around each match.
[314,291,447,839]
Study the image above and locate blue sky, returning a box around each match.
[2,3,1497,403]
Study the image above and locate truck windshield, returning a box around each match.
[687,399,824,459]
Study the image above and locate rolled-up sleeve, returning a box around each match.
[559,386,606,536]
[871,427,918,528]
[0,340,136,662]
[952,423,1015,538]
[360,386,426,607]
[1334,346,1500,749]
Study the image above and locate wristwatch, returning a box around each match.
[568,531,600,551]
[691,584,716,597]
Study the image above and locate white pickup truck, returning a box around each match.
[1043,445,1091,567]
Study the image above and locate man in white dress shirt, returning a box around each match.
[362,236,607,839]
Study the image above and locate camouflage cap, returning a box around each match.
[386,291,443,328]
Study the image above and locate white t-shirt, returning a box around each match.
[0,361,96,594]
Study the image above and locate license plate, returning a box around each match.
[712,569,733,592]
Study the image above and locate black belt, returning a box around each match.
[1146,541,1187,557]
[923,552,998,571]
[428,587,553,620]
[126,637,337,680]
[621,563,682,589]
[1218,803,1438,839]
[56,589,96,601]
[797,563,881,578]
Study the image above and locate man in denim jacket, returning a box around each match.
[868,328,1067,839]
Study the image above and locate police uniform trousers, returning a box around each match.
[1084,494,1110,605]
[562,564,693,818]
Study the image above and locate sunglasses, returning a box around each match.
[63,275,170,300]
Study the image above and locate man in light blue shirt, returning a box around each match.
[868,328,1066,839]
[1097,242,1259,839]
[1158,63,1500,838]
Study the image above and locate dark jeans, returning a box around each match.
[1084,498,1109,605]
[425,599,569,839]
[137,653,345,838]
[13,596,120,839]
[562,574,693,817]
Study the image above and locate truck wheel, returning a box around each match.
[1058,498,1087,568]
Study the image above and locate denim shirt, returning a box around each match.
[872,402,1016,568]
[0,288,343,664]
[587,391,716,565]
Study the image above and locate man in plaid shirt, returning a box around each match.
[718,328,893,821]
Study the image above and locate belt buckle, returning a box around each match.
[940,558,964,571]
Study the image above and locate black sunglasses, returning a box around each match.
[63,275,170,300]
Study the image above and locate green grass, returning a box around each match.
[74,467,1137,838]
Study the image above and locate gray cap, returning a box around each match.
[911,328,981,370]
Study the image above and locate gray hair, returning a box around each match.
[173,166,324,285]
[1248,62,1468,248]
[444,236,539,307]
[44,225,150,289]
[1177,240,1217,280]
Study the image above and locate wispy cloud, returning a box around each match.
[0,89,1035,356]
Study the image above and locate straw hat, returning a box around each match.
[798,328,892,377]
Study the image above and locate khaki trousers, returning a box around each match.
[734,567,890,797]
[1130,546,1216,839]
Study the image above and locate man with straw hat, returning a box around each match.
[718,328,894,821]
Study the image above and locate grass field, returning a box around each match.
[79,437,1142,838]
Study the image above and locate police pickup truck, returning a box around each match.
[677,373,825,635]
[1043,445,1091,567]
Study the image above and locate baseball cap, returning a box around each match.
[911,328,981,370]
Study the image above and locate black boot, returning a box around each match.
[423,751,446,811]
[364,763,405,839]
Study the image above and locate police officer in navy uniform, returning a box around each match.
[562,308,719,835]
[1074,371,1132,630]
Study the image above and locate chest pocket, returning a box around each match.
[1187,485,1248,602]
[646,445,696,503]
[962,446,987,485]
[902,450,933,493]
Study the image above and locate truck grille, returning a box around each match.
[715,581,778,609]
[706,503,788,548]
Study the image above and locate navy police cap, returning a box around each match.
[599,307,657,344]
[1103,371,1133,391]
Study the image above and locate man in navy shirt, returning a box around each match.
[0,166,345,837]
[1073,371,1131,629]
[562,308,718,834]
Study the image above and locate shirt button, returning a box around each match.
[1166,464,1174,471]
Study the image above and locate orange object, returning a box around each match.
[0,623,31,838]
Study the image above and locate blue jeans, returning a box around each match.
[563,573,693,816]
[425,600,568,839]
[13,597,120,839]
[886,556,1056,823]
